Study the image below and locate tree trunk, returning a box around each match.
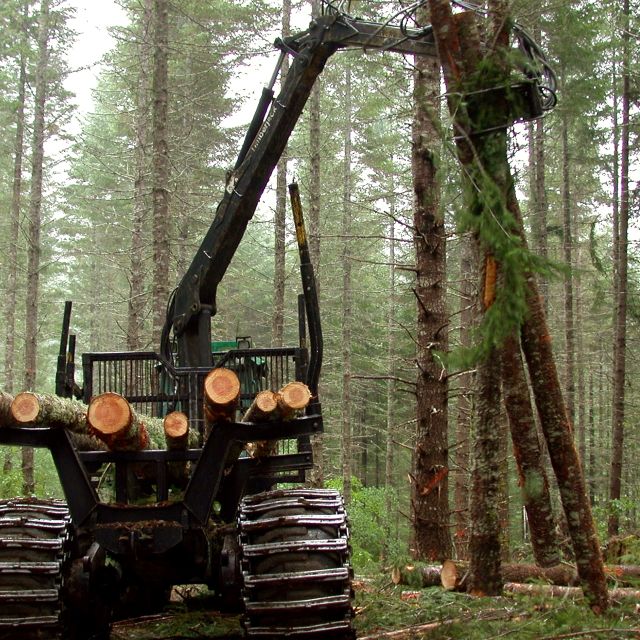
[561,108,575,426]
[501,334,560,567]
[384,189,397,557]
[22,0,51,496]
[3,5,28,474]
[469,343,503,595]
[410,5,451,563]
[609,0,630,538]
[305,0,324,488]
[4,4,28,399]
[341,57,353,505]
[454,237,474,559]
[128,0,154,351]
[520,248,609,611]
[272,0,291,348]
[427,0,608,610]
[151,0,171,347]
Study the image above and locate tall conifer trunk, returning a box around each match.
[341,58,353,505]
[306,0,324,488]
[128,0,153,351]
[609,0,630,537]
[410,6,451,562]
[454,238,474,558]
[561,108,575,426]
[427,0,608,610]
[23,0,51,495]
[272,0,291,348]
[151,0,171,348]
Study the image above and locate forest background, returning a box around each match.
[0,0,637,573]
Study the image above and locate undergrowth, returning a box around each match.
[354,578,640,639]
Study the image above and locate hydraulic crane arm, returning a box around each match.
[162,8,554,367]
[162,12,437,366]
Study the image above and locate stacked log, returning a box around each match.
[7,391,105,451]
[87,392,164,451]
[243,390,279,423]
[203,368,240,438]
[0,391,14,425]
[244,383,313,458]
[163,411,198,449]
[12,391,88,431]
[277,382,312,418]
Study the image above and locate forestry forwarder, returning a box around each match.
[0,3,555,639]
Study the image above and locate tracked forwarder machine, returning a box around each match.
[0,3,556,638]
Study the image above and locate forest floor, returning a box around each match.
[110,578,640,639]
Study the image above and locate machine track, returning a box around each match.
[238,488,355,639]
[0,498,71,640]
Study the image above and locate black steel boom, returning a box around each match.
[163,12,436,367]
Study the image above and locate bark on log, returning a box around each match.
[244,390,280,458]
[391,564,442,587]
[87,392,160,451]
[504,582,640,602]
[441,559,640,590]
[0,391,14,425]
[501,333,561,567]
[203,368,240,435]
[243,390,279,422]
[427,0,609,612]
[11,391,88,432]
[277,381,312,418]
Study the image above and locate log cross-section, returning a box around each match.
[277,381,312,418]
[87,392,149,451]
[203,368,240,423]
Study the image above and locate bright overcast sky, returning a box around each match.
[64,0,127,118]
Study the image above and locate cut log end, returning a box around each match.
[87,392,132,435]
[254,390,279,414]
[204,368,241,406]
[278,382,312,414]
[441,559,462,591]
[164,411,189,439]
[11,392,40,423]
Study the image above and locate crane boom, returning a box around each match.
[163,8,553,367]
